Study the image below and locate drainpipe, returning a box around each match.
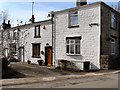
[1,30,4,56]
[51,11,54,66]
[47,11,55,66]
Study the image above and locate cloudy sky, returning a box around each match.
[0,0,119,27]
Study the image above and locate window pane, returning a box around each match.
[70,11,78,15]
[66,39,69,44]
[75,40,80,44]
[36,27,39,36]
[66,45,69,53]
[70,16,78,26]
[111,42,115,54]
[70,40,74,44]
[75,45,80,54]
[111,12,115,28]
[70,44,74,54]
[111,18,115,28]
[33,44,40,57]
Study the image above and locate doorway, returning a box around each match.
[4,48,8,57]
[19,47,24,62]
[45,46,52,65]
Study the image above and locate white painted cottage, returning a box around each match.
[54,2,101,70]
[1,20,53,65]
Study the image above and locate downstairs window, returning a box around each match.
[66,37,81,55]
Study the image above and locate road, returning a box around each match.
[2,62,119,88]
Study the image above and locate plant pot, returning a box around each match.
[28,61,31,64]
[37,60,43,66]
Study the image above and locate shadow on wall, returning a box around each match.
[90,63,100,70]
[69,55,83,60]
[57,60,82,71]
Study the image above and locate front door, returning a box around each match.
[5,48,8,57]
[45,47,52,65]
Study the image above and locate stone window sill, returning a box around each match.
[68,25,79,28]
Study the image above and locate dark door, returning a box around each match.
[84,62,90,71]
[45,47,52,65]
[119,22,120,55]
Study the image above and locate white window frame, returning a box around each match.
[69,10,78,26]
[111,12,116,29]
[110,39,115,55]
[66,39,80,55]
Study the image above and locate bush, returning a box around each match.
[9,57,19,62]
[37,60,43,66]
[1,57,9,70]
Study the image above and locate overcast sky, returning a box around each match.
[0,0,119,27]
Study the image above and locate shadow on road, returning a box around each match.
[2,67,26,79]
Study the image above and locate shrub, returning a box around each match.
[1,57,9,70]
[37,60,43,66]
[9,57,19,62]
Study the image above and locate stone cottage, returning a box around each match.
[54,1,120,70]
[0,19,53,65]
[0,1,120,70]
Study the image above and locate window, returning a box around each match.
[13,32,17,40]
[10,43,16,54]
[110,39,115,55]
[35,25,40,38]
[66,38,80,55]
[32,44,40,57]
[111,12,116,29]
[69,10,78,26]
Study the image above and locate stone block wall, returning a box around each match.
[101,3,120,55]
[100,55,120,69]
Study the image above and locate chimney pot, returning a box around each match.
[30,15,35,23]
[76,0,87,7]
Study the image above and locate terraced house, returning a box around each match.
[0,1,120,71]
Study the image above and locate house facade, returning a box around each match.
[54,2,120,70]
[0,20,54,65]
[0,1,120,70]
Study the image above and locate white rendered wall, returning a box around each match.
[55,4,101,70]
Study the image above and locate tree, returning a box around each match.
[0,10,9,30]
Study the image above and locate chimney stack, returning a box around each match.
[30,15,35,23]
[76,0,87,7]
[2,19,11,29]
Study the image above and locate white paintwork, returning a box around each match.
[54,3,101,70]
[0,2,102,70]
[18,23,52,64]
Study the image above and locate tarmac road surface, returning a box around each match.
[2,62,120,88]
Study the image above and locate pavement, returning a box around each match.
[1,62,120,87]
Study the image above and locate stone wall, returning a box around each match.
[100,55,120,69]
[101,3,120,55]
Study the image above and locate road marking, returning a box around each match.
[42,77,56,81]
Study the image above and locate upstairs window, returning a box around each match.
[35,25,40,38]
[32,44,40,57]
[66,37,81,55]
[111,12,116,29]
[10,43,16,54]
[13,32,17,40]
[69,10,78,26]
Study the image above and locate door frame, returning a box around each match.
[45,46,52,66]
[19,47,25,63]
[4,48,8,57]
